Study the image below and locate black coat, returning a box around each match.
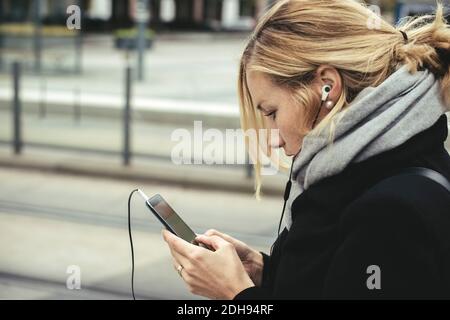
[235,114,450,299]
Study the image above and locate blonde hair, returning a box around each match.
[238,0,450,196]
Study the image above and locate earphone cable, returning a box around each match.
[270,156,295,256]
[128,188,139,300]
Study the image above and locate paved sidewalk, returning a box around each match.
[0,166,282,300]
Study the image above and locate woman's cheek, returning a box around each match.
[288,131,304,155]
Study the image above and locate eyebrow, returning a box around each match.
[256,104,267,112]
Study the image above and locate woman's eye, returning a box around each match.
[265,111,276,120]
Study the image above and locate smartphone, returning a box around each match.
[138,190,210,249]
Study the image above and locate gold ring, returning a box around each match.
[177,264,184,278]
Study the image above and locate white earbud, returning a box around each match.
[321,84,332,102]
[312,84,334,128]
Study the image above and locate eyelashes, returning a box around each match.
[265,111,276,120]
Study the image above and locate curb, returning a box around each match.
[0,148,285,197]
[0,90,241,129]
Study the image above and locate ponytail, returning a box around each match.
[396,2,450,108]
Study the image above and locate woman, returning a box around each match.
[163,0,450,299]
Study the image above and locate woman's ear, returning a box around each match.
[314,65,342,105]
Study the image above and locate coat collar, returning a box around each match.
[290,114,449,224]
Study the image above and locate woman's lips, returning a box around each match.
[270,142,285,149]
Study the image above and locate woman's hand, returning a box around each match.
[162,229,254,300]
[196,229,264,287]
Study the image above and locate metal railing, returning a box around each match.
[5,61,254,178]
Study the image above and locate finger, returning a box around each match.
[172,258,178,271]
[167,244,190,269]
[162,229,198,258]
[204,229,217,236]
[162,229,176,242]
[172,258,191,284]
[164,237,208,275]
[205,229,225,237]
[172,258,186,276]
[162,231,191,266]
[200,230,236,245]
[171,257,187,271]
[194,235,231,251]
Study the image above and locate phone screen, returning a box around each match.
[148,194,197,244]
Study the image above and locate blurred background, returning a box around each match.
[0,0,448,299]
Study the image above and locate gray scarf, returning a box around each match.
[283,65,448,230]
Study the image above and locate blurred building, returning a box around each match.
[0,0,274,31]
[394,0,449,24]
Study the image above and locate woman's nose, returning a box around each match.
[268,119,278,130]
[268,129,282,148]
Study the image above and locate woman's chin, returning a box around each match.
[284,150,295,157]
[284,147,301,157]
